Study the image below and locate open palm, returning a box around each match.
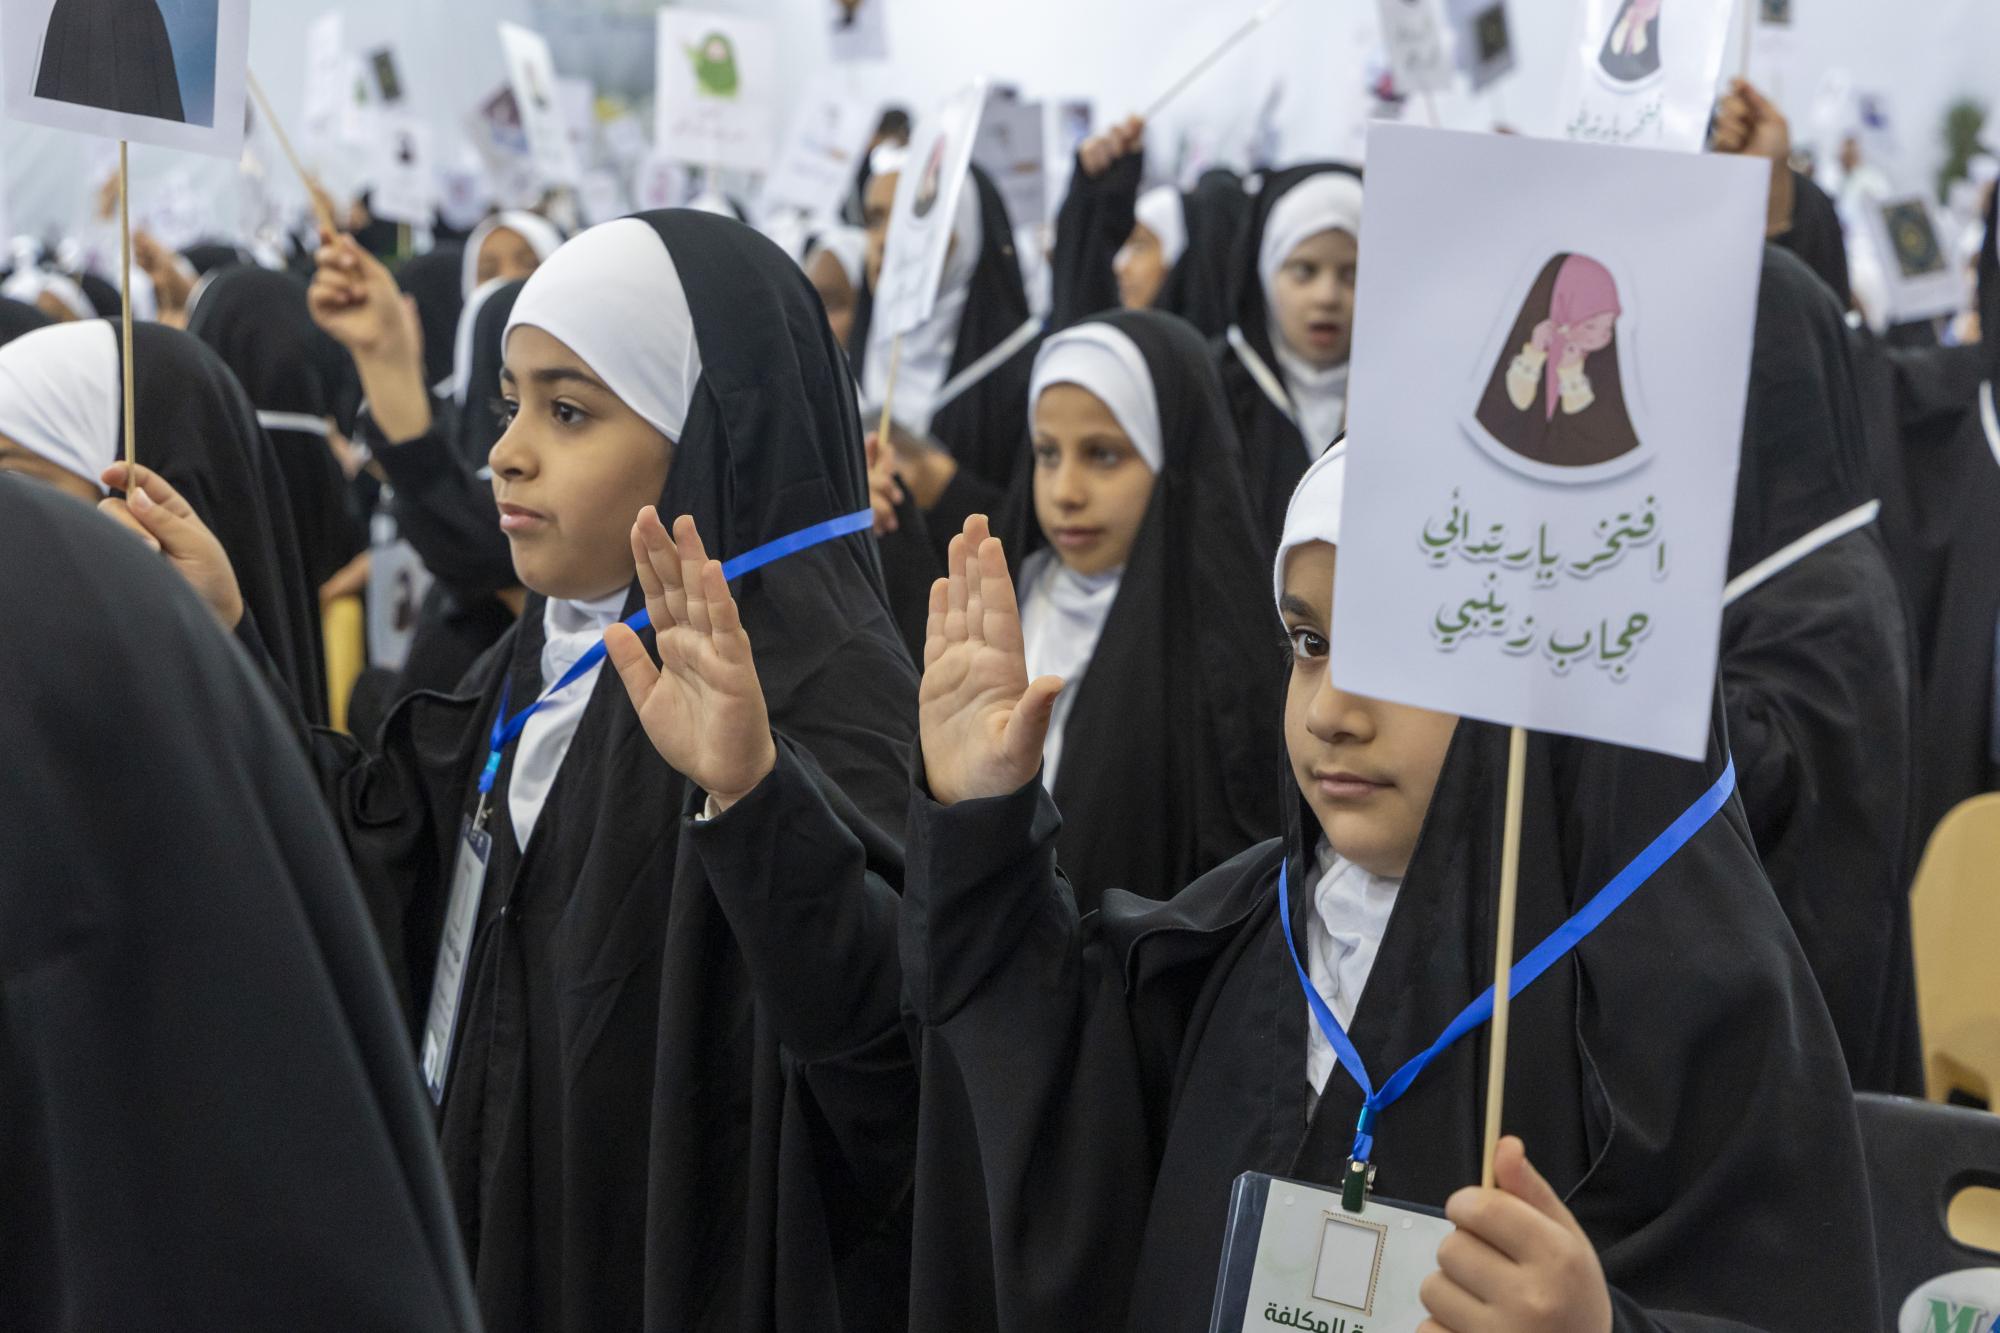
[919,515,1064,806]
[606,508,776,810]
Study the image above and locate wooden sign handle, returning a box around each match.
[246,70,340,237]
[118,140,136,490]
[1480,724,1529,1188]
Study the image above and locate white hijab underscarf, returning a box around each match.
[1132,185,1189,269]
[2,268,95,322]
[1272,443,1404,1092]
[1259,173,1364,459]
[1018,322,1162,791]
[461,210,566,300]
[0,320,119,494]
[499,217,703,846]
[862,173,984,435]
[805,225,871,296]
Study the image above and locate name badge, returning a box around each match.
[1210,1172,1452,1333]
[419,816,491,1104]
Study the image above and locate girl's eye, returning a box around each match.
[1089,446,1123,467]
[1288,262,1316,283]
[1288,626,1328,661]
[1033,444,1060,466]
[552,400,586,427]
[492,397,518,427]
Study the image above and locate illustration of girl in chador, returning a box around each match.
[1474,253,1642,470]
[1597,0,1662,86]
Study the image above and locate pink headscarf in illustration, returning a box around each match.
[1609,0,1662,57]
[1530,255,1621,420]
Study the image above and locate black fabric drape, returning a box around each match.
[1721,246,1921,1095]
[0,296,52,345]
[398,245,468,390]
[0,476,478,1330]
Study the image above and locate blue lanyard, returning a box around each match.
[475,506,874,797]
[1278,756,1738,1165]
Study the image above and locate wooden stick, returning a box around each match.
[118,140,136,491]
[246,69,339,237]
[1739,0,1755,79]
[875,332,903,453]
[1421,89,1442,129]
[1142,0,1293,121]
[1480,724,1529,1189]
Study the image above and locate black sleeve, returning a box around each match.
[900,772,1164,1331]
[1049,150,1142,333]
[922,465,1009,568]
[362,406,518,595]
[685,739,915,1213]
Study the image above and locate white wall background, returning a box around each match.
[5,0,2000,241]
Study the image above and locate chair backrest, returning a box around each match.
[1856,1093,2000,1330]
[1910,794,2000,1103]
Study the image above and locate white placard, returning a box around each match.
[1240,1178,1454,1329]
[633,151,690,212]
[1446,0,1515,93]
[1332,125,1767,760]
[368,114,435,226]
[578,167,630,226]
[973,89,1046,232]
[1375,0,1454,95]
[364,45,406,108]
[759,78,876,224]
[1553,0,1735,152]
[558,77,596,172]
[653,10,777,176]
[300,11,345,153]
[828,0,889,63]
[1863,195,1966,325]
[498,21,581,188]
[873,79,987,340]
[602,112,649,167]
[1,0,251,159]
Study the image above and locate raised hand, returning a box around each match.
[606,507,777,812]
[1077,114,1146,178]
[919,514,1063,805]
[96,463,243,629]
[1712,77,1794,238]
[308,230,433,442]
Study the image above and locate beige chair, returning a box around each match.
[323,594,366,735]
[1910,793,2000,1106]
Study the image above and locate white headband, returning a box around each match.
[1,268,95,322]
[0,320,120,494]
[1029,323,1164,474]
[1258,172,1364,302]
[505,217,701,442]
[1273,439,1347,610]
[1134,186,1188,269]
[462,210,566,299]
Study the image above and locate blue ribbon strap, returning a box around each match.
[1279,756,1737,1164]
[474,506,873,796]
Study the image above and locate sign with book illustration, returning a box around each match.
[1862,194,1965,325]
[1375,0,1453,96]
[1552,0,1734,151]
[1445,0,1515,92]
[367,114,435,226]
[1332,125,1768,760]
[1,0,252,157]
[654,10,777,175]
[874,79,988,339]
[498,20,581,188]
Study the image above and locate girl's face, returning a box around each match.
[476,226,543,289]
[1280,540,1458,878]
[1270,228,1358,370]
[492,325,672,601]
[1031,382,1156,578]
[862,171,899,291]
[1115,223,1168,310]
[0,434,97,504]
[806,248,857,347]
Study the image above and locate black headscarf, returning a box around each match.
[1776,167,1853,310]
[0,476,478,1330]
[450,278,525,469]
[853,165,1041,493]
[115,323,328,720]
[1050,155,1250,341]
[1720,246,1921,1094]
[1215,162,1363,540]
[181,242,253,276]
[186,266,364,588]
[992,309,1281,909]
[313,210,918,1332]
[397,244,468,389]
[74,270,123,318]
[0,296,52,345]
[34,0,183,120]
